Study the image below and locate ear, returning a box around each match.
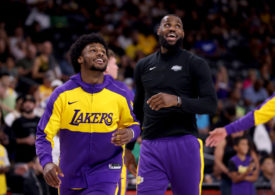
[157,26,161,36]
[182,30,185,39]
[77,56,83,64]
[233,145,237,151]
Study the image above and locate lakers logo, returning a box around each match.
[70,109,113,126]
[136,176,144,185]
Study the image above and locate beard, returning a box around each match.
[23,108,33,114]
[159,35,183,52]
[84,58,107,72]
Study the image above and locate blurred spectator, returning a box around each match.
[2,56,18,77]
[24,157,50,195]
[214,131,243,195]
[39,74,53,103]
[265,81,275,97]
[32,41,61,83]
[9,27,26,61]
[0,30,9,64]
[16,44,37,77]
[58,52,74,79]
[12,95,39,164]
[104,49,119,79]
[25,4,51,30]
[4,95,23,127]
[243,79,268,110]
[253,120,273,155]
[257,155,274,184]
[0,72,16,116]
[215,65,230,99]
[243,69,257,90]
[228,136,259,195]
[225,88,245,118]
[0,132,10,195]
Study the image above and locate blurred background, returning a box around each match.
[0,0,274,194]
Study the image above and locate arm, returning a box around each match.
[147,58,217,113]
[16,135,35,145]
[226,93,275,135]
[0,102,15,113]
[206,93,275,147]
[214,140,230,176]
[244,170,258,182]
[272,164,275,192]
[244,152,259,182]
[228,160,251,183]
[36,91,64,188]
[36,94,62,168]
[111,88,141,146]
[230,171,250,183]
[32,57,45,79]
[133,61,145,124]
[179,58,217,114]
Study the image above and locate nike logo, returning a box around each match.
[68,101,78,105]
[149,67,156,71]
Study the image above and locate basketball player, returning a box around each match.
[36,33,140,195]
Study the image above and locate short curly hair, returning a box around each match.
[69,33,108,73]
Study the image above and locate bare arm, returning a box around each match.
[230,171,250,183]
[16,135,35,145]
[214,140,230,176]
[244,170,258,182]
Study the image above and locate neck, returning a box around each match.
[22,112,35,119]
[237,153,246,161]
[160,46,168,54]
[263,172,273,180]
[81,69,104,84]
[160,46,180,54]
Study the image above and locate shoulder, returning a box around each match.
[183,50,208,66]
[136,52,158,69]
[106,80,133,103]
[113,80,128,91]
[230,155,238,162]
[107,80,128,97]
[47,80,78,106]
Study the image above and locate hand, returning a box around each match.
[247,162,255,173]
[43,163,64,188]
[272,180,275,192]
[14,164,29,176]
[26,135,36,145]
[205,127,227,147]
[125,149,137,176]
[111,128,133,146]
[147,93,178,111]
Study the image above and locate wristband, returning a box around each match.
[177,96,181,107]
[129,128,134,139]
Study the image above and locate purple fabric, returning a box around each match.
[113,80,135,101]
[225,92,275,135]
[137,135,203,195]
[36,80,78,168]
[106,80,140,141]
[225,111,255,135]
[59,182,118,195]
[230,155,256,195]
[59,129,123,188]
